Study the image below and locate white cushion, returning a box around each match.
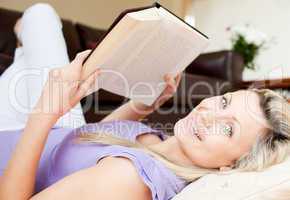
[173,158,290,200]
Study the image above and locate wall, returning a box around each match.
[0,0,183,29]
[190,0,290,81]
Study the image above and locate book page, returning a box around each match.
[127,7,160,21]
[82,8,160,80]
[158,7,192,31]
[97,17,162,105]
[100,19,208,105]
[82,6,209,106]
[81,15,139,80]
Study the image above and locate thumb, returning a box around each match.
[164,74,177,93]
[74,69,100,100]
[72,50,92,66]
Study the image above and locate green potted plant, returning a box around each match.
[229,25,268,70]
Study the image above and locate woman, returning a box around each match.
[1,3,290,200]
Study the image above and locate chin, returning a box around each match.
[173,118,183,137]
[173,118,191,141]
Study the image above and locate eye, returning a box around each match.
[223,124,233,137]
[221,95,228,109]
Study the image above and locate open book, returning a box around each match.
[81,3,209,106]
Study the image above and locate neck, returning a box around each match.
[148,136,193,167]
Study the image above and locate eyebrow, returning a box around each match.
[227,93,232,106]
[227,93,240,126]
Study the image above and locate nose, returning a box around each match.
[200,112,216,127]
[194,102,221,127]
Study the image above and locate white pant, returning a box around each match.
[0,3,86,131]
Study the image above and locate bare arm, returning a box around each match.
[30,157,151,200]
[0,113,57,200]
[101,74,182,122]
[101,100,154,122]
[0,50,99,200]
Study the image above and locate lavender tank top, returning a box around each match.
[0,120,186,200]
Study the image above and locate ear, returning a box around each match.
[219,166,233,171]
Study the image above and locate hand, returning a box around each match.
[33,50,100,118]
[132,73,182,114]
[152,73,182,108]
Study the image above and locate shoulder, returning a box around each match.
[97,157,151,191]
[97,156,146,181]
[137,133,163,145]
[31,157,151,200]
[88,156,153,200]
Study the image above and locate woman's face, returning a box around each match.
[174,90,269,169]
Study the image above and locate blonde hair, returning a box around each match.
[234,89,290,171]
[78,89,290,183]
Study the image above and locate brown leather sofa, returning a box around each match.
[0,7,244,134]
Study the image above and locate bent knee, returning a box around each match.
[22,3,61,27]
[26,3,56,14]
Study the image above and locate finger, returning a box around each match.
[164,74,177,92]
[175,73,182,85]
[72,50,92,66]
[164,73,175,85]
[75,69,100,99]
[165,73,182,84]
[84,69,102,96]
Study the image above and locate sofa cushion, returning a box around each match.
[0,8,22,56]
[61,20,83,61]
[186,51,244,85]
[163,73,231,108]
[75,23,106,49]
[173,158,290,200]
[0,53,13,75]
[0,8,82,61]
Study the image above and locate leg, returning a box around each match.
[20,3,86,129]
[0,3,86,131]
[0,48,30,130]
[19,3,70,67]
